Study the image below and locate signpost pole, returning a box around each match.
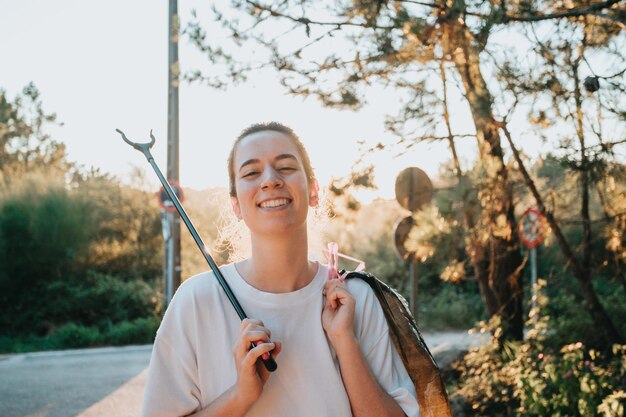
[167,0,181,305]
[160,211,171,310]
[530,246,538,326]
[393,167,434,321]
[159,184,184,310]
[518,207,545,329]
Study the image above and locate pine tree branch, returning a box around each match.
[502,0,623,24]
[243,0,395,29]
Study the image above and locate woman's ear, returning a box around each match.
[309,179,320,207]
[230,195,242,220]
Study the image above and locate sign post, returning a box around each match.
[159,181,184,309]
[167,0,182,309]
[518,208,546,325]
[393,167,433,319]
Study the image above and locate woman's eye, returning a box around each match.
[279,167,296,172]
[243,171,259,178]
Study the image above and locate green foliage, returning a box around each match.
[100,317,160,346]
[541,282,626,349]
[51,323,102,349]
[0,317,161,352]
[0,83,68,182]
[0,172,162,338]
[453,281,626,416]
[70,169,163,282]
[456,334,626,416]
[43,272,160,328]
[419,284,485,330]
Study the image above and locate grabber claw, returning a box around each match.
[115,129,156,159]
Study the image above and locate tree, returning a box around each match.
[187,0,624,343]
[0,83,68,183]
[496,11,626,344]
[0,84,164,341]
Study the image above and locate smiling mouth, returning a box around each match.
[258,198,291,208]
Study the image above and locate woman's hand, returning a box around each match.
[232,318,281,409]
[322,279,357,349]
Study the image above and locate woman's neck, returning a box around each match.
[237,228,317,293]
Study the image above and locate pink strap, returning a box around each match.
[323,242,366,281]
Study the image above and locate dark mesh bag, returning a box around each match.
[345,271,453,417]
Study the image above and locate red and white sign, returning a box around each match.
[519,208,545,248]
[158,181,184,213]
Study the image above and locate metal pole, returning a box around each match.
[410,262,419,320]
[167,0,181,303]
[530,247,538,325]
[161,211,170,310]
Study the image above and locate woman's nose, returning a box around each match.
[260,168,283,189]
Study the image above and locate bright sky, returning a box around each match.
[1,0,544,200]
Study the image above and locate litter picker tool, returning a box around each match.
[116,129,277,372]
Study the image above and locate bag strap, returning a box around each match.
[343,270,453,417]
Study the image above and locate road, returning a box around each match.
[0,331,486,417]
[0,345,151,417]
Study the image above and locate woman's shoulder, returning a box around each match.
[173,263,236,302]
[157,264,236,336]
[344,271,376,297]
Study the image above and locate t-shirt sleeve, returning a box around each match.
[353,282,421,417]
[141,287,202,417]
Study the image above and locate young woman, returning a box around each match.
[141,123,419,417]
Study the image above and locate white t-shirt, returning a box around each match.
[141,262,420,417]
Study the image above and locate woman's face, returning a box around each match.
[230,130,319,236]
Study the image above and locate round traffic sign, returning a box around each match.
[393,215,416,263]
[158,181,184,212]
[395,167,433,212]
[519,208,545,248]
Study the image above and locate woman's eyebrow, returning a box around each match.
[275,153,298,162]
[239,154,298,172]
[239,159,259,172]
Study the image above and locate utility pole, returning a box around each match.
[164,0,181,309]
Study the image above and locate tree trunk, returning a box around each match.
[439,58,503,328]
[441,22,524,342]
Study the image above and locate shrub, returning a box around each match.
[419,284,485,330]
[452,281,626,417]
[49,323,101,349]
[103,317,160,346]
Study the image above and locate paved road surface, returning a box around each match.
[0,331,486,417]
[0,345,151,417]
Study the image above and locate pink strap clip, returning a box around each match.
[323,242,366,281]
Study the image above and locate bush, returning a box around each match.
[0,172,163,338]
[452,281,626,416]
[50,323,101,349]
[540,279,626,350]
[0,317,162,353]
[102,317,160,346]
[45,272,161,327]
[419,284,485,330]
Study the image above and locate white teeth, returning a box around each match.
[260,198,290,208]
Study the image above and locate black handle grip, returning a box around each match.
[262,354,278,372]
[252,341,278,372]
